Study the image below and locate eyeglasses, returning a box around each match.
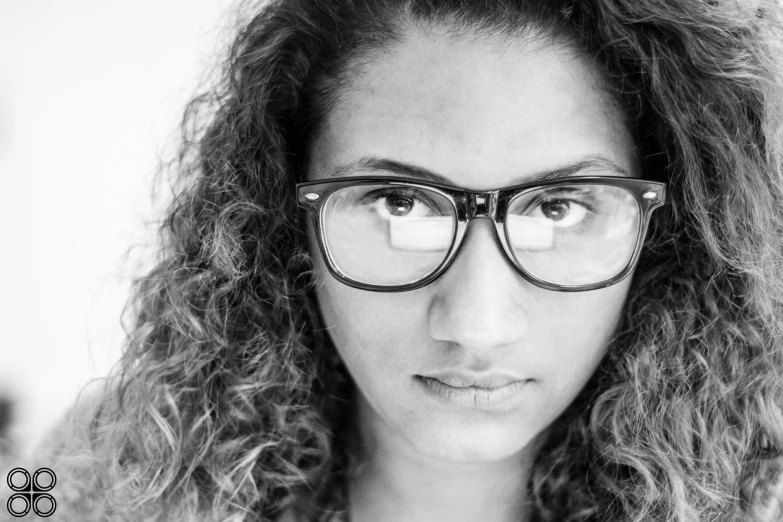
[296,176,667,292]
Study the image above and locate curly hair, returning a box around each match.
[67,0,783,520]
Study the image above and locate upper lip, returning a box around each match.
[420,371,525,389]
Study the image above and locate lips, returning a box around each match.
[415,374,531,409]
[420,371,523,389]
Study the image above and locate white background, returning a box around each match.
[0,0,239,456]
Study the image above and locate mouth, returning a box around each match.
[420,371,523,389]
[414,375,532,409]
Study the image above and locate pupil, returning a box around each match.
[387,196,413,216]
[541,201,569,221]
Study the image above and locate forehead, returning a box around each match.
[309,29,637,189]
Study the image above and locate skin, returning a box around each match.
[306,27,640,522]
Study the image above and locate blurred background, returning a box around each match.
[0,0,239,461]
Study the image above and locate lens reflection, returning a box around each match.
[322,184,457,286]
[505,184,640,285]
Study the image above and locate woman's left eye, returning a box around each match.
[371,191,438,218]
[384,195,418,217]
[530,199,590,227]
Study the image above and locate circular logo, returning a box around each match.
[6,468,30,491]
[6,467,57,518]
[32,469,55,491]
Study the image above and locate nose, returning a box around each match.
[427,218,530,351]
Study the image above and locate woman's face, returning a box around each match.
[307,30,638,463]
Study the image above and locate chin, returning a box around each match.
[406,418,540,463]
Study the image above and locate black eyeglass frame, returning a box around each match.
[297,176,667,293]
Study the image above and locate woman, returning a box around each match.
[39,0,783,520]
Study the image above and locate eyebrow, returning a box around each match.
[329,156,631,186]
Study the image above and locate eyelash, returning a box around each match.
[360,187,596,222]
[525,190,595,213]
[363,188,440,209]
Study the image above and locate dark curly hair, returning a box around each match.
[54,0,783,520]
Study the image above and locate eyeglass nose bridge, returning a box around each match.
[457,191,516,270]
[466,192,499,220]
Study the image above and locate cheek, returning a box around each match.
[534,282,629,388]
[313,260,420,379]
[310,226,421,360]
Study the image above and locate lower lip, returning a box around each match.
[415,376,530,410]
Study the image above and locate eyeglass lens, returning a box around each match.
[321,183,640,287]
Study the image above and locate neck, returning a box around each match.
[347,399,540,522]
